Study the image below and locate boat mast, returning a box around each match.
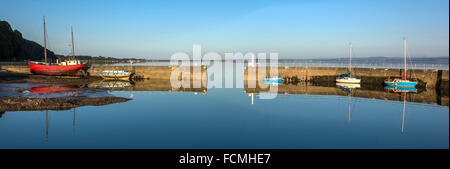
[349,43,352,77]
[71,25,75,60]
[403,38,407,80]
[43,16,47,63]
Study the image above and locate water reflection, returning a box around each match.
[402,95,407,134]
[0,77,210,112]
[0,77,447,147]
[96,80,133,88]
[244,81,447,135]
[336,83,360,89]
[42,108,77,142]
[244,80,447,106]
[384,88,411,134]
[383,85,418,133]
[1,78,447,112]
[384,85,417,93]
[28,84,86,98]
[336,83,359,123]
[29,84,84,93]
[88,79,207,94]
[0,83,130,112]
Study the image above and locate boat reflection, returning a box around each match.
[336,83,360,89]
[385,88,410,134]
[27,84,86,98]
[29,84,84,94]
[384,84,416,133]
[336,83,358,123]
[89,78,207,94]
[384,85,417,93]
[41,107,78,142]
[244,79,446,106]
[96,80,134,89]
[401,95,407,134]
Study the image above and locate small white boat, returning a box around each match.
[336,77,361,84]
[336,43,361,84]
[98,70,132,80]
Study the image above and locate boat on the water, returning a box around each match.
[98,70,132,80]
[384,79,417,87]
[28,17,85,76]
[384,38,417,87]
[264,76,282,84]
[336,43,361,84]
[336,76,361,84]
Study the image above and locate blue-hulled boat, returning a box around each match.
[384,38,417,87]
[264,77,282,84]
[384,79,417,87]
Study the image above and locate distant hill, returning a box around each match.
[278,56,449,64]
[0,20,56,61]
[56,54,148,63]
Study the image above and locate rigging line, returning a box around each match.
[405,42,418,78]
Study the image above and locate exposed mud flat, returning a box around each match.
[0,96,130,112]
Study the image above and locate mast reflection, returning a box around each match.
[336,83,360,123]
[384,86,414,134]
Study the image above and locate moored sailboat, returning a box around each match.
[28,17,85,76]
[384,38,417,87]
[336,43,361,84]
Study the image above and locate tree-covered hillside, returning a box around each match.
[0,20,56,61]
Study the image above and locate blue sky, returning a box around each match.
[1,0,448,59]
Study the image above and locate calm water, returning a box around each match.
[0,82,448,149]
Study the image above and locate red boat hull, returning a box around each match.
[28,61,85,76]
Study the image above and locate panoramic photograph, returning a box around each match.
[0,0,448,167]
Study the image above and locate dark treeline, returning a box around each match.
[0,21,56,62]
[57,55,148,63]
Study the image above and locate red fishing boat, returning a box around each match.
[28,61,85,75]
[29,16,86,76]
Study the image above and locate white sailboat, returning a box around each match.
[336,43,361,84]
